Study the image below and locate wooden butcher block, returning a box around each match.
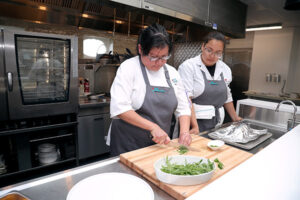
[120,135,253,200]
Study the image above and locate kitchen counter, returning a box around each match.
[1,126,299,200]
[187,124,300,200]
[0,157,174,200]
[79,96,110,109]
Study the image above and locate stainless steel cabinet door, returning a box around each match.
[78,114,110,159]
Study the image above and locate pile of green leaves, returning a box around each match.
[177,145,189,155]
[161,157,224,175]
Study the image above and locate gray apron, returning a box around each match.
[192,70,227,132]
[110,58,178,156]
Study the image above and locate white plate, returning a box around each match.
[207,140,225,150]
[154,155,215,186]
[66,173,154,200]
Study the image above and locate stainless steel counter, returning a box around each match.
[0,157,174,200]
[79,96,110,109]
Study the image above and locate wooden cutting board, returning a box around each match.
[120,135,252,200]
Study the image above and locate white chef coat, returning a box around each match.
[107,56,191,145]
[110,56,191,118]
[178,54,233,125]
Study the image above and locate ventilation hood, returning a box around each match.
[0,0,247,39]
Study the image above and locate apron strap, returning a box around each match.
[163,65,173,89]
[139,56,151,86]
[139,56,173,88]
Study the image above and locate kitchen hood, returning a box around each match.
[141,0,247,38]
[112,0,248,38]
[0,0,247,39]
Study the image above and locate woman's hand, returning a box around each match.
[150,124,170,145]
[233,116,243,122]
[189,125,199,135]
[178,131,192,146]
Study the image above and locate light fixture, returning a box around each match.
[115,20,124,24]
[82,14,89,18]
[38,6,47,11]
[246,23,282,32]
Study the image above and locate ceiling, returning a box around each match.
[240,0,300,27]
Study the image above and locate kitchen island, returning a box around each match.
[0,125,299,200]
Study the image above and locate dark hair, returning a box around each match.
[203,31,226,49]
[137,23,172,56]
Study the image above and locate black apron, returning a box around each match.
[192,70,227,132]
[110,58,178,156]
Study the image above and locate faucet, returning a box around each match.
[275,100,298,130]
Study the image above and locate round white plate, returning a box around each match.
[66,172,154,200]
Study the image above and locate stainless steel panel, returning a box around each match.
[210,0,247,38]
[78,114,110,159]
[238,104,300,131]
[94,64,118,94]
[0,29,8,121]
[2,29,78,120]
[143,0,208,24]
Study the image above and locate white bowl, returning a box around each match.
[154,155,215,186]
[207,140,225,150]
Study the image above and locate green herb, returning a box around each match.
[160,157,224,176]
[214,158,224,170]
[177,145,189,155]
[161,157,214,175]
[210,145,219,147]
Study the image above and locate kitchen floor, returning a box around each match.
[0,153,112,188]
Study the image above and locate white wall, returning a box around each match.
[248,28,295,94]
[227,32,254,49]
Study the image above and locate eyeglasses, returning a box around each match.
[146,54,171,62]
[204,47,223,59]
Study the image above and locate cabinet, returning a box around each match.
[78,104,110,160]
[0,114,78,187]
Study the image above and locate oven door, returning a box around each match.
[3,29,78,120]
[0,29,8,121]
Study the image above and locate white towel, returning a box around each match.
[193,104,215,119]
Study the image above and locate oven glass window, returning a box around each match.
[15,36,70,104]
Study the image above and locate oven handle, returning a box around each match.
[7,72,13,91]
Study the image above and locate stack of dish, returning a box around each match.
[38,143,59,165]
[0,154,7,174]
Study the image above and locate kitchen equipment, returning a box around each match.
[209,121,269,143]
[38,143,59,165]
[66,173,154,200]
[0,154,6,175]
[207,140,225,150]
[154,155,215,186]
[120,135,252,200]
[0,28,78,121]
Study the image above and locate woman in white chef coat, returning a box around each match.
[109,23,192,156]
[178,31,242,133]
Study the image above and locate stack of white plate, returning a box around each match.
[0,154,7,174]
[38,143,59,165]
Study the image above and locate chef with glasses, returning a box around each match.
[108,23,192,156]
[178,31,242,134]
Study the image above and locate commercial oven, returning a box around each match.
[0,28,78,121]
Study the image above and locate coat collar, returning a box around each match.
[197,53,224,80]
